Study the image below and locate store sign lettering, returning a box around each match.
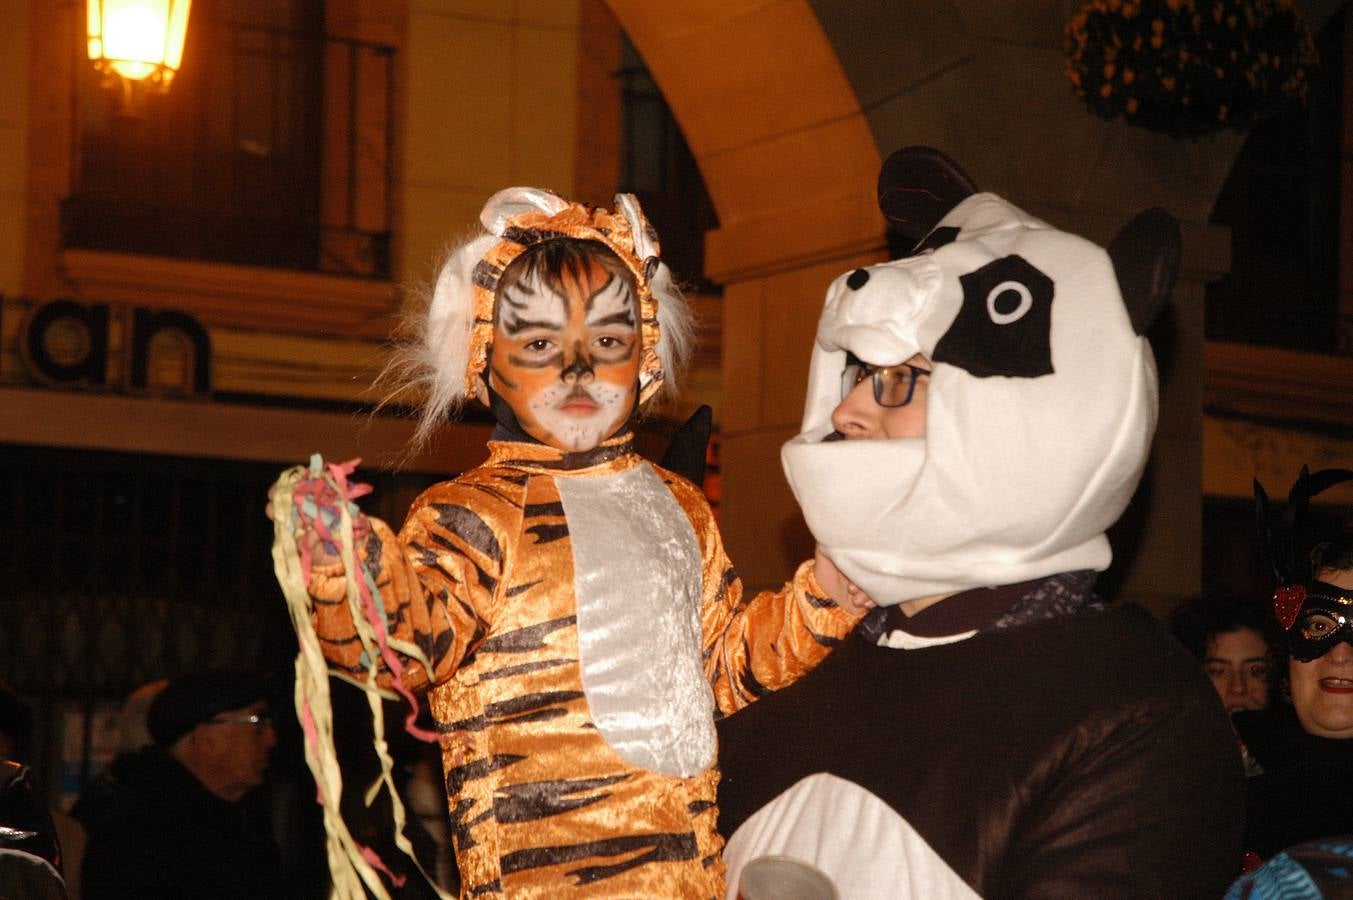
[20,298,212,396]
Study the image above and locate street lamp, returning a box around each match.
[86,0,192,109]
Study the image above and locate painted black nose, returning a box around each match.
[561,341,594,381]
[846,268,870,290]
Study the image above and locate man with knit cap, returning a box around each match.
[77,669,282,899]
[715,148,1245,898]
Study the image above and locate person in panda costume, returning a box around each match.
[715,147,1246,899]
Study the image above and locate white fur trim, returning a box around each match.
[407,233,497,446]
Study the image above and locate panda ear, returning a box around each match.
[1108,207,1181,336]
[877,146,978,252]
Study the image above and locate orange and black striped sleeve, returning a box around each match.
[659,467,863,716]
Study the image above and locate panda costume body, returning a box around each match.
[715,149,1245,898]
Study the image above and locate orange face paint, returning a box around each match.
[490,257,640,451]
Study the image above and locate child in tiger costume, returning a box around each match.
[272,187,861,898]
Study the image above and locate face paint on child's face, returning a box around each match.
[490,259,640,451]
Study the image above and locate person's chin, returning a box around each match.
[535,419,601,451]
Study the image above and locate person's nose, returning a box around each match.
[830,379,882,439]
[1226,669,1247,696]
[560,341,594,383]
[1327,640,1353,664]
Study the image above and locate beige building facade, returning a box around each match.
[3,0,1353,625]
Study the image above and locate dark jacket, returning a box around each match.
[718,578,1247,899]
[0,759,69,899]
[1235,705,1353,859]
[75,746,281,900]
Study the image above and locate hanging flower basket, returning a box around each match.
[1065,0,1318,137]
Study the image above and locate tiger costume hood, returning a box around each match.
[781,147,1180,606]
[401,187,693,447]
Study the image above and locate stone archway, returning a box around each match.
[605,0,883,586]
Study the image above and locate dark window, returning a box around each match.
[1203,495,1351,599]
[1205,10,1343,351]
[62,0,394,279]
[617,38,721,295]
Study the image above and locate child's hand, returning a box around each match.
[813,547,876,614]
[267,481,339,568]
[267,466,371,571]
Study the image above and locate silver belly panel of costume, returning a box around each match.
[557,462,715,776]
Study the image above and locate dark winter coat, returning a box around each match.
[75,746,281,900]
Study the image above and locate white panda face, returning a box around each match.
[783,190,1162,605]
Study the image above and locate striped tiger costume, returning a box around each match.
[308,433,858,897]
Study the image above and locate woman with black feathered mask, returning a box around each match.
[1237,470,1353,863]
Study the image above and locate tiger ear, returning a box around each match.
[877,146,978,252]
[479,187,570,235]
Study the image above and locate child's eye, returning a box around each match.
[525,339,553,352]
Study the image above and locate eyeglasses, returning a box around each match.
[840,360,931,408]
[206,712,272,727]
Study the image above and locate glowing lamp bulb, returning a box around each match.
[87,0,192,91]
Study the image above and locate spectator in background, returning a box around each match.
[76,669,282,900]
[1170,594,1277,715]
[1234,528,1353,859]
[0,682,83,899]
[0,758,69,900]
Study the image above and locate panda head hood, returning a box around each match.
[781,147,1180,606]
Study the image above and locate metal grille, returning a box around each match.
[0,443,436,801]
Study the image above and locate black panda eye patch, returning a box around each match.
[933,255,1054,378]
[988,282,1034,323]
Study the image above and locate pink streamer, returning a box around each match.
[360,844,407,887]
[291,459,438,743]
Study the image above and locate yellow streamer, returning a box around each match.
[271,461,454,900]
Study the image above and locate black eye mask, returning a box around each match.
[1286,581,1353,663]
